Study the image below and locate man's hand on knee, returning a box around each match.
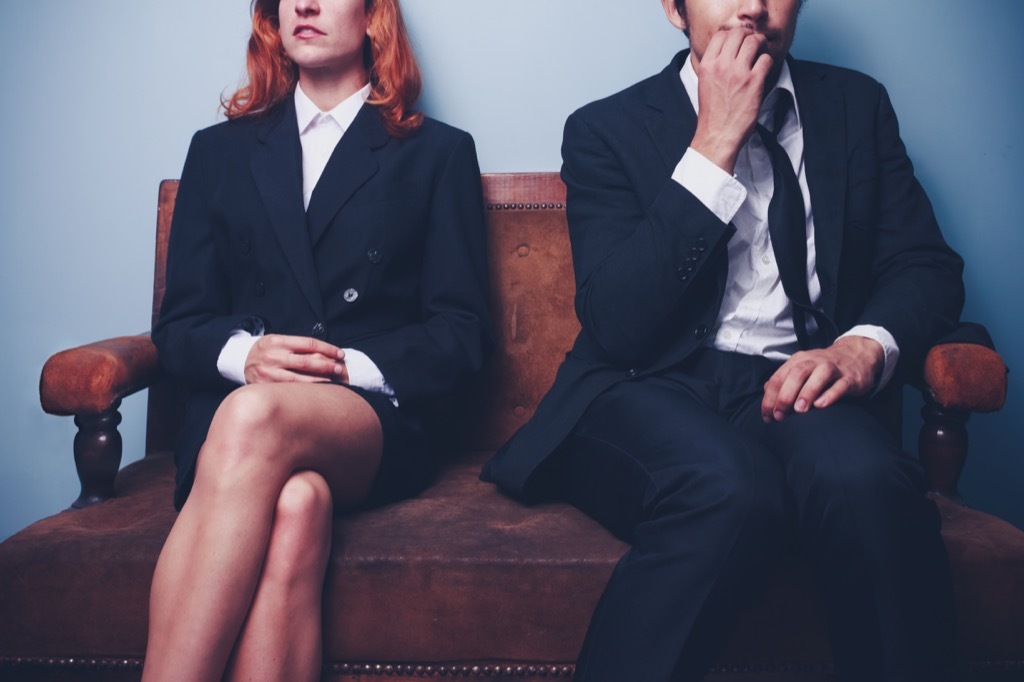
[761,336,884,423]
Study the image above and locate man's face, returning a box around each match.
[662,0,800,71]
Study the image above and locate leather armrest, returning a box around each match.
[923,343,1007,413]
[39,334,162,416]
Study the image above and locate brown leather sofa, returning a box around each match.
[1,173,1021,681]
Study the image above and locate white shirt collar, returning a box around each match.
[679,52,801,133]
[294,81,371,135]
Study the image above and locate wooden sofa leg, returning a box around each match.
[919,402,968,504]
[71,401,123,509]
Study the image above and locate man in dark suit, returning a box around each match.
[482,1,962,680]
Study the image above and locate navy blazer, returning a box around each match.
[482,50,964,499]
[154,98,493,508]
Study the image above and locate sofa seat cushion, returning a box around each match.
[0,452,623,666]
[3,452,1024,673]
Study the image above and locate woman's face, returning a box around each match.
[278,0,369,83]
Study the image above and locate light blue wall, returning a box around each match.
[1,0,1021,541]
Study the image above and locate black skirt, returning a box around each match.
[172,384,436,511]
[343,385,437,509]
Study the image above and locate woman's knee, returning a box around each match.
[263,472,334,584]
[196,385,291,481]
[212,384,287,442]
[276,471,333,531]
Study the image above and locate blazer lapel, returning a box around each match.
[790,58,847,319]
[250,98,326,321]
[645,51,698,173]
[306,104,390,246]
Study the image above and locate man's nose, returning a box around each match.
[736,0,768,22]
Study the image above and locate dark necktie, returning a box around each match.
[757,90,836,349]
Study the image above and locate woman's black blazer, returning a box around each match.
[153,98,493,507]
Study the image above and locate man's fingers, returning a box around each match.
[814,377,852,409]
[760,339,884,422]
[750,52,774,83]
[761,364,791,422]
[762,355,840,422]
[702,25,730,62]
[769,361,816,421]
[793,363,841,413]
[737,31,768,66]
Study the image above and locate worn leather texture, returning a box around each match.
[2,174,1022,680]
[925,343,1008,412]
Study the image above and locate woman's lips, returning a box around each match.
[294,24,325,37]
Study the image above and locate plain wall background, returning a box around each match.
[1,0,1021,541]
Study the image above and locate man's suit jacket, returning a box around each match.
[154,98,493,508]
[482,50,963,499]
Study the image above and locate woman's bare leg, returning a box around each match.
[142,383,383,682]
[224,470,333,682]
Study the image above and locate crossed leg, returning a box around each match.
[142,382,384,682]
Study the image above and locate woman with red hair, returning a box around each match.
[143,1,491,679]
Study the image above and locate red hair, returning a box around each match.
[223,0,423,137]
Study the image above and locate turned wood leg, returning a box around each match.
[71,402,123,508]
[919,402,969,504]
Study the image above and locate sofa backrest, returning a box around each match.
[147,173,579,455]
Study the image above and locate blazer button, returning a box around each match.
[312,322,326,337]
[675,265,689,281]
[694,325,709,338]
[254,281,265,297]
[343,288,359,303]
[239,237,251,255]
[367,249,382,264]
[694,237,708,251]
[626,368,638,378]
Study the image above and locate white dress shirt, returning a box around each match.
[672,56,899,390]
[216,82,395,399]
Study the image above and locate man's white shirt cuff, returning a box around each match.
[672,148,747,225]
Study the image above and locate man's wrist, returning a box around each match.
[672,148,746,224]
[838,325,900,392]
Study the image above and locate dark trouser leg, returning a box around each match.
[564,376,787,682]
[737,402,959,682]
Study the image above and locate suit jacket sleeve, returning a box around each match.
[352,132,493,404]
[847,83,964,371]
[153,131,261,392]
[561,110,733,368]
